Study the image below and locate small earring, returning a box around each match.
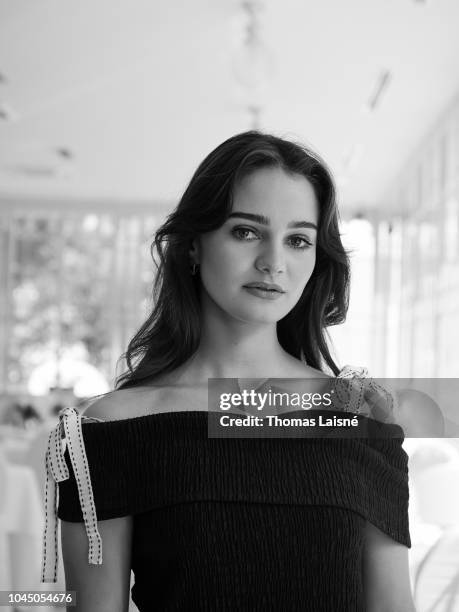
[190,263,198,276]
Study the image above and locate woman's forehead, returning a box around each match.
[232,167,318,224]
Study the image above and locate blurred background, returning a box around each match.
[0,0,459,610]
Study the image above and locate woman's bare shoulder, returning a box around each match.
[82,381,207,422]
[82,386,167,422]
[280,352,332,379]
[290,361,332,379]
[304,365,333,379]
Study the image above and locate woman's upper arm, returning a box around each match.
[363,521,416,612]
[61,516,133,612]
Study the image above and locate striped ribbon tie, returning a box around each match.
[41,406,103,583]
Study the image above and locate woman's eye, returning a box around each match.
[287,236,313,250]
[232,227,259,241]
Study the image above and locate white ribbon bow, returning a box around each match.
[41,406,103,583]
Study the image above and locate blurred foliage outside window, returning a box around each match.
[0,212,159,395]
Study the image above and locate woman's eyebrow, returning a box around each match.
[228,212,317,230]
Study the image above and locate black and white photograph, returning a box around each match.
[1,1,459,611]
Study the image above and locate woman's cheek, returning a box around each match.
[200,255,233,302]
[292,252,316,283]
[203,246,235,285]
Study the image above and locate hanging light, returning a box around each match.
[231,0,275,129]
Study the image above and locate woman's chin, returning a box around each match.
[205,293,293,325]
[230,305,291,325]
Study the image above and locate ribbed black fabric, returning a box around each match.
[58,410,410,612]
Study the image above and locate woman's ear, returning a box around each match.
[189,238,200,264]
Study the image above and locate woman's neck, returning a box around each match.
[197,327,284,378]
[178,305,300,382]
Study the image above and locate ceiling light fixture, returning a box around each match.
[56,147,74,160]
[0,101,19,122]
[231,0,274,129]
[363,69,392,113]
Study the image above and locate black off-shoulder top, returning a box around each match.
[41,391,410,611]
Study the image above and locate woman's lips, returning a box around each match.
[244,282,285,292]
[243,285,285,300]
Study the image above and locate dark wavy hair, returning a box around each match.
[115,131,350,389]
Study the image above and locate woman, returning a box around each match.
[41,131,415,611]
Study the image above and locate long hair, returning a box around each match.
[115,131,350,389]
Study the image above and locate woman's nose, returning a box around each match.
[255,243,285,275]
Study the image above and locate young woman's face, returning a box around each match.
[192,166,319,324]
